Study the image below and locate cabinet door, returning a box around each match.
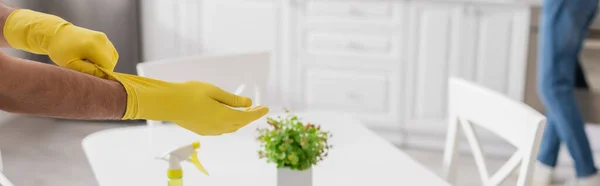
[282,0,406,128]
[141,0,187,61]
[201,0,277,54]
[404,1,462,133]
[140,0,276,61]
[456,4,530,101]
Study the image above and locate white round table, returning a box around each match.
[82,111,450,186]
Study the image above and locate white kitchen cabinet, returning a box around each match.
[403,1,463,134]
[140,0,276,61]
[201,0,277,54]
[141,0,188,61]
[455,4,530,101]
[280,0,406,130]
[279,0,532,143]
[140,0,534,150]
[404,2,531,147]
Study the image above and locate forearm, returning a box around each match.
[0,51,126,119]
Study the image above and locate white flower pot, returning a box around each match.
[277,168,312,186]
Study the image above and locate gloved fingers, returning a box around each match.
[64,59,111,79]
[85,45,118,72]
[210,86,253,108]
[172,120,221,136]
[226,105,270,125]
[81,30,118,71]
[223,126,241,134]
[225,108,259,133]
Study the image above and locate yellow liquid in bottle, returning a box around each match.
[168,178,183,186]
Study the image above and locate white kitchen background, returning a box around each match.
[139,0,600,165]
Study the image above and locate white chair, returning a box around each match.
[136,52,271,157]
[442,77,547,186]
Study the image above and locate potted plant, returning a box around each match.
[257,110,333,186]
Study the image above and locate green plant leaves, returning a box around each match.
[256,110,333,171]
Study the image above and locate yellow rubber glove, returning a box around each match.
[3,9,118,79]
[96,67,269,135]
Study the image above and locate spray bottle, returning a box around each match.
[155,84,256,186]
[157,141,208,186]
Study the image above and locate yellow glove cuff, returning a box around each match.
[3,9,71,54]
[118,73,139,120]
[95,67,139,120]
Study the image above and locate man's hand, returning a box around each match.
[2,9,118,78]
[102,69,269,136]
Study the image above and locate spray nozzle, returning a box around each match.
[157,141,209,176]
[188,143,208,175]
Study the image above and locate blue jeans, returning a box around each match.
[537,0,599,177]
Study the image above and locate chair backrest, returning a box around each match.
[136,52,271,156]
[442,77,546,186]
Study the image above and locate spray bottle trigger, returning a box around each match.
[190,151,209,175]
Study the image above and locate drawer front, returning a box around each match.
[305,1,394,21]
[304,68,391,113]
[305,32,397,58]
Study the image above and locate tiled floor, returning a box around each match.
[403,147,576,186]
[0,114,582,186]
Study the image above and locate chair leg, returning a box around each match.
[516,120,547,186]
[442,116,461,184]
